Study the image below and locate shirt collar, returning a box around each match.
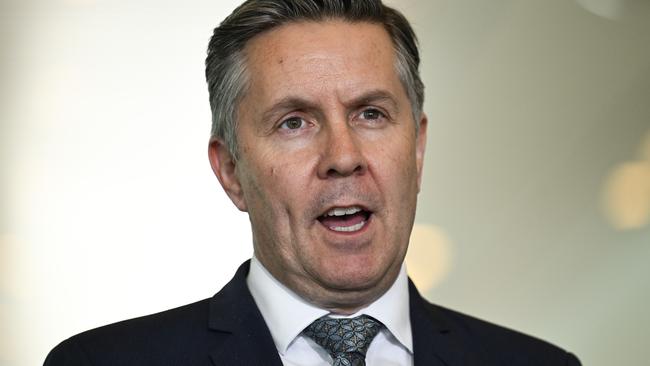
[246,256,413,355]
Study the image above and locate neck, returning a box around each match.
[254,255,401,315]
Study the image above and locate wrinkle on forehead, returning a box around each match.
[243,20,395,102]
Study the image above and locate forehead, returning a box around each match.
[241,20,404,106]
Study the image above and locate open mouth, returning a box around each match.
[317,206,372,233]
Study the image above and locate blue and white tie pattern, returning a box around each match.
[303,315,383,366]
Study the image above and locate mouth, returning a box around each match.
[317,206,372,233]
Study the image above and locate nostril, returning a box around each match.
[326,162,364,178]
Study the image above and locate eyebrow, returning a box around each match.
[347,89,400,114]
[259,89,401,125]
[260,96,318,126]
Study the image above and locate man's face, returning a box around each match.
[210,20,427,312]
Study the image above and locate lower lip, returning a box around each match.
[318,213,372,235]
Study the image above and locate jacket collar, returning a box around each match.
[207,260,283,366]
[409,279,481,366]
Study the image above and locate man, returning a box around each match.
[45,1,581,365]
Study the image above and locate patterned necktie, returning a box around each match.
[303,314,383,366]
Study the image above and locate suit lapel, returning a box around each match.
[409,279,481,366]
[207,261,283,366]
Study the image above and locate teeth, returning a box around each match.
[330,221,366,232]
[326,206,362,217]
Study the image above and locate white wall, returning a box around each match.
[2,1,252,364]
[2,1,649,365]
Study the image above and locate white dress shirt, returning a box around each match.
[247,256,413,366]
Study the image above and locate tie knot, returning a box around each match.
[303,315,383,366]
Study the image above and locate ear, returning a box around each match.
[208,137,248,212]
[415,113,428,193]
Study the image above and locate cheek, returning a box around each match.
[245,159,311,218]
[372,137,419,219]
[374,136,417,179]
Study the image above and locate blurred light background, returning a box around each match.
[2,0,649,365]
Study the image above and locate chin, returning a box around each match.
[316,258,392,292]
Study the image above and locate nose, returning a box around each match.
[317,123,368,179]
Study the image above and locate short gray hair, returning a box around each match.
[205,0,424,158]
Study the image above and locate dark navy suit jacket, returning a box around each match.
[44,261,581,365]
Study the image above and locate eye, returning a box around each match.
[279,117,307,130]
[361,108,385,120]
[359,108,387,122]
